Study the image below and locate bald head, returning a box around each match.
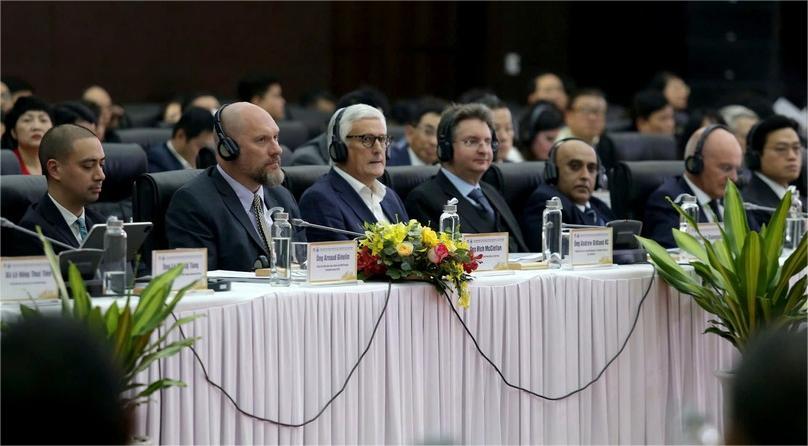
[39,124,98,177]
[216,102,283,189]
[684,125,742,199]
[82,86,111,107]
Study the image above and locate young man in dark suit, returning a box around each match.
[145,106,214,173]
[520,138,614,252]
[15,124,106,255]
[298,104,408,242]
[165,102,304,271]
[742,115,804,225]
[387,96,447,167]
[406,103,528,253]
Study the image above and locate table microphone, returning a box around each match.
[744,202,808,217]
[291,218,365,238]
[0,217,75,251]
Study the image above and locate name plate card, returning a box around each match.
[152,248,207,290]
[569,227,613,266]
[697,223,723,243]
[308,241,357,284]
[462,232,509,271]
[0,256,59,301]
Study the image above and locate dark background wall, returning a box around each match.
[2,1,805,108]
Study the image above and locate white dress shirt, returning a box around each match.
[166,140,193,169]
[683,174,722,223]
[333,166,389,223]
[407,146,427,166]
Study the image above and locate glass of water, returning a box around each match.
[291,242,309,283]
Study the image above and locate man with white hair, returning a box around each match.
[299,104,408,242]
[720,105,759,152]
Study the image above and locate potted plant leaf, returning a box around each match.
[636,181,807,353]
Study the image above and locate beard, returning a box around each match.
[251,164,285,187]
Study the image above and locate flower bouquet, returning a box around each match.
[357,220,481,308]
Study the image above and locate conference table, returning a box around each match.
[127,263,736,445]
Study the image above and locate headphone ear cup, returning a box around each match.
[329,140,348,163]
[217,137,239,161]
[684,155,703,175]
[543,160,557,184]
[437,127,452,162]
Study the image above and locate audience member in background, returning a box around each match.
[719,105,759,152]
[0,109,4,140]
[1,317,131,445]
[388,96,447,166]
[299,104,408,242]
[83,85,126,142]
[1,76,34,113]
[650,71,690,131]
[742,115,805,225]
[725,328,806,446]
[14,124,106,256]
[300,89,336,114]
[53,101,99,134]
[632,89,675,136]
[520,138,614,252]
[291,88,390,166]
[406,104,528,253]
[2,96,53,174]
[526,71,569,110]
[477,94,521,163]
[165,102,304,271]
[145,106,215,172]
[643,125,746,248]
[237,74,286,121]
[161,96,184,126]
[0,80,10,113]
[518,100,565,161]
[558,88,619,170]
[678,108,726,158]
[183,91,220,113]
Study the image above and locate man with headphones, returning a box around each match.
[643,124,750,248]
[406,103,528,253]
[298,104,408,242]
[165,102,304,271]
[742,115,805,226]
[520,138,614,252]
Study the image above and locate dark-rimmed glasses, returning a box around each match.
[346,134,393,149]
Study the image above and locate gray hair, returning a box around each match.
[326,104,386,148]
[719,105,759,133]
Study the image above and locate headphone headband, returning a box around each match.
[685,124,729,175]
[543,137,603,188]
[328,108,349,163]
[214,103,240,161]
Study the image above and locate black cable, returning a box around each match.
[170,280,393,427]
[441,265,657,401]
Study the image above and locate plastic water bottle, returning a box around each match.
[439,198,460,240]
[679,194,700,235]
[101,216,127,295]
[785,187,805,250]
[271,211,292,286]
[542,197,563,268]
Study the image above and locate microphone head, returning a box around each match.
[291,218,306,227]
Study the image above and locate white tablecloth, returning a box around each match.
[133,265,737,444]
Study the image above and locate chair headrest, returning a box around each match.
[100,143,148,202]
[0,175,47,224]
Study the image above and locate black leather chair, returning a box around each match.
[1,150,21,175]
[610,132,679,162]
[116,127,171,149]
[278,120,309,151]
[281,165,330,202]
[287,105,331,139]
[609,160,683,221]
[387,165,440,203]
[133,169,203,267]
[122,103,162,128]
[87,143,148,221]
[0,175,48,256]
[481,161,545,214]
[388,125,405,142]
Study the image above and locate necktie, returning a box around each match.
[251,194,272,255]
[75,218,88,242]
[468,188,495,222]
[708,200,723,223]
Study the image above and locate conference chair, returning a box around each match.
[481,161,546,215]
[121,103,162,127]
[286,105,330,139]
[388,125,405,142]
[132,169,203,268]
[116,127,172,150]
[609,132,679,162]
[386,165,440,203]
[277,121,308,151]
[87,143,148,222]
[609,160,683,221]
[1,150,21,175]
[0,175,47,256]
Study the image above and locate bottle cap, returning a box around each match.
[106,215,123,228]
[546,196,563,210]
[275,212,289,220]
[443,204,457,212]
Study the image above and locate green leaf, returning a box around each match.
[738,231,762,333]
[34,226,70,314]
[68,263,91,320]
[133,378,187,401]
[762,190,792,279]
[672,229,709,263]
[19,304,41,320]
[104,302,120,336]
[721,180,749,257]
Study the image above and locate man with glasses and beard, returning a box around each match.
[165,102,304,271]
[299,104,408,242]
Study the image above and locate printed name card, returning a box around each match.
[152,248,207,290]
[697,223,723,243]
[462,232,509,271]
[569,227,613,266]
[308,241,357,284]
[0,256,59,301]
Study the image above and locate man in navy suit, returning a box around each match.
[520,138,614,252]
[299,104,408,242]
[387,97,446,167]
[145,106,214,172]
[643,125,746,248]
[15,124,106,256]
[165,102,304,271]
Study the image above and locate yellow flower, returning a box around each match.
[438,232,457,252]
[396,241,414,257]
[458,282,470,308]
[383,223,408,246]
[421,227,439,248]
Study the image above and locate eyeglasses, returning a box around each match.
[455,137,499,150]
[417,125,437,137]
[346,134,393,149]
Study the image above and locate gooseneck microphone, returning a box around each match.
[0,217,75,251]
[291,218,365,238]
[743,202,808,217]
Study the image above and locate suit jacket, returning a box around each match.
[165,166,305,271]
[290,133,329,166]
[145,142,184,173]
[13,193,106,256]
[741,173,805,226]
[642,176,709,248]
[299,168,409,242]
[520,184,615,252]
[406,170,528,253]
[386,139,412,166]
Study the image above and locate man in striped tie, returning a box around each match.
[14,124,106,255]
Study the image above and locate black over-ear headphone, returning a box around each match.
[214,103,240,161]
[685,124,730,175]
[744,121,764,171]
[519,103,550,148]
[543,137,603,189]
[436,109,499,162]
[328,108,348,163]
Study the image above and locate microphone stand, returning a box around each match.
[291,218,365,238]
[0,217,75,251]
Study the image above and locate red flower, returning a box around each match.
[463,251,482,273]
[357,247,386,277]
[428,243,450,264]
